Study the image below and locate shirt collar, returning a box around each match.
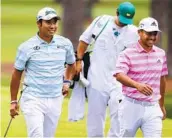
[136,41,156,53]
[36,32,55,45]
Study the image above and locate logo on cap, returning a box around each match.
[126,13,131,17]
[45,10,56,16]
[140,23,144,28]
[151,21,157,26]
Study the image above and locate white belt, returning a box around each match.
[124,96,158,106]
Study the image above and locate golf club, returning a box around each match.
[4,85,27,137]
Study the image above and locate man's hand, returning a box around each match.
[160,105,166,120]
[62,83,70,97]
[76,61,82,75]
[135,83,153,96]
[10,103,19,118]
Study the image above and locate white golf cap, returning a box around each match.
[36,7,61,21]
[138,17,161,32]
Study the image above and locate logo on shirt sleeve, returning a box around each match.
[157,58,162,63]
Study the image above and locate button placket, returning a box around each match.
[46,44,51,56]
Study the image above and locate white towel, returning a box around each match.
[80,72,90,87]
[68,81,86,122]
[68,62,89,122]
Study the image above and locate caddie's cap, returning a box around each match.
[117,2,135,24]
[138,17,161,32]
[36,7,61,21]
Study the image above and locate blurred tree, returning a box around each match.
[150,0,168,48]
[84,0,100,24]
[54,0,85,51]
[54,0,62,2]
[151,0,172,77]
[167,0,172,77]
[54,0,99,51]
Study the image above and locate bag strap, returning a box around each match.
[87,16,111,52]
[95,17,110,40]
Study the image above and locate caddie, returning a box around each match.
[76,1,139,137]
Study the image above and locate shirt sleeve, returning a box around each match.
[161,54,168,76]
[65,40,75,64]
[79,16,102,44]
[14,46,29,71]
[114,52,130,75]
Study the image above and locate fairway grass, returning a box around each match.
[1,86,172,137]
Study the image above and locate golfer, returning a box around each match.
[10,7,75,137]
[115,17,168,137]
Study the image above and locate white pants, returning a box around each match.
[20,93,64,138]
[119,96,163,137]
[68,82,86,121]
[87,86,122,137]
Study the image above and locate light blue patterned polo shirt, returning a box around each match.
[14,34,75,97]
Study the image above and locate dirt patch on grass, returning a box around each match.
[1,63,172,92]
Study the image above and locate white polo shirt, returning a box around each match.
[79,15,139,93]
[15,34,75,97]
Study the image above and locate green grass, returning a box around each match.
[1,86,172,137]
[1,74,172,137]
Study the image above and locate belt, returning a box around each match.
[124,96,158,106]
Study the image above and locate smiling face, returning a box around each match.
[37,17,58,42]
[138,29,158,48]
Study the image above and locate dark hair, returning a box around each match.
[54,17,59,22]
[37,19,43,24]
[116,9,119,16]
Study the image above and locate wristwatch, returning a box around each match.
[76,57,82,61]
[63,80,71,86]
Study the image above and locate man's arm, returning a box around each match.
[76,16,102,74]
[115,73,153,96]
[64,63,76,81]
[63,63,75,96]
[77,41,89,60]
[10,68,23,118]
[159,75,167,120]
[10,69,23,101]
[76,41,89,74]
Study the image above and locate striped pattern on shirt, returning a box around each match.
[14,34,75,98]
[115,42,168,102]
